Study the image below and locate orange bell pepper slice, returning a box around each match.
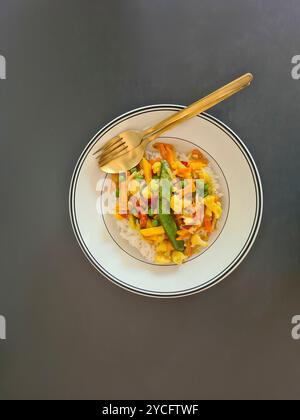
[190,149,208,164]
[154,143,176,168]
[176,167,192,178]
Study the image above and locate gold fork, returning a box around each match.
[94,73,253,173]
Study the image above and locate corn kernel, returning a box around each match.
[152,161,161,175]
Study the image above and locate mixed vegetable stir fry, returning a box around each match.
[113,143,222,265]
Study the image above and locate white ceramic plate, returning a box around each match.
[69,105,263,298]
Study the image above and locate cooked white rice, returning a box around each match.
[116,219,155,262]
[205,165,221,196]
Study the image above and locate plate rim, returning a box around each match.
[69,104,264,298]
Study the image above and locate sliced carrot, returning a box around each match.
[164,144,176,168]
[204,215,213,233]
[184,240,193,257]
[140,214,148,229]
[176,229,191,238]
[176,237,186,242]
[211,214,217,231]
[154,143,168,160]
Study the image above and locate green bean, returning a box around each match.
[159,160,184,252]
[159,214,184,251]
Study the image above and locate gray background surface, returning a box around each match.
[0,0,299,400]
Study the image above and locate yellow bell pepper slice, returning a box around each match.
[141,158,152,184]
[140,226,165,237]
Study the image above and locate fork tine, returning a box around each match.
[98,144,128,165]
[98,145,129,167]
[98,140,127,161]
[93,135,122,156]
[93,134,121,155]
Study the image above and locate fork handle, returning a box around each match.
[142,73,253,143]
